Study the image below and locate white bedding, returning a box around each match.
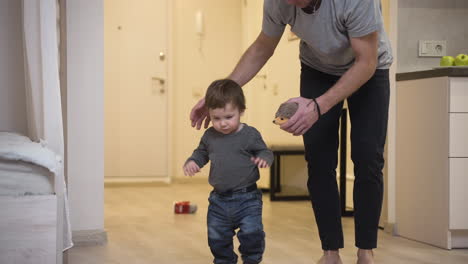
[0,159,54,196]
[0,132,61,173]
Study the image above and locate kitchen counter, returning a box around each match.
[396,67,468,81]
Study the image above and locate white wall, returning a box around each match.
[241,0,303,147]
[171,0,244,179]
[66,0,105,232]
[398,0,468,72]
[0,0,27,134]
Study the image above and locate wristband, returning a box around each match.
[311,98,321,119]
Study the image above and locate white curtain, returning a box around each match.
[22,0,72,252]
[22,0,63,151]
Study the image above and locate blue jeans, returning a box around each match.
[207,189,265,264]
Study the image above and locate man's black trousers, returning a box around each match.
[300,63,390,250]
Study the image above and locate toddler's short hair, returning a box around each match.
[205,79,246,112]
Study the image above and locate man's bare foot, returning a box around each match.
[317,250,343,264]
[356,249,374,264]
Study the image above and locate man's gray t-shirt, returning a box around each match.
[187,124,273,193]
[262,0,393,76]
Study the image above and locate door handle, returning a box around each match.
[152,76,165,85]
[159,51,165,61]
[152,77,166,94]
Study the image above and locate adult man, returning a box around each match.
[190,0,392,263]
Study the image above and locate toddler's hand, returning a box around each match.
[251,157,270,168]
[183,160,201,176]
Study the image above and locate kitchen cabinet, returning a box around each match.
[395,69,468,249]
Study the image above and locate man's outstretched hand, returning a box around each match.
[190,97,211,130]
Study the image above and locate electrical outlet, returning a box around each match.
[419,40,447,57]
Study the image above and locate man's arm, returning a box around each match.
[282,31,379,136]
[316,31,378,115]
[229,32,281,86]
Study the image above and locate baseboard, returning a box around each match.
[384,222,397,236]
[171,177,207,184]
[72,229,107,247]
[105,177,208,187]
[335,173,355,181]
[105,176,171,186]
[105,181,170,188]
[451,230,468,249]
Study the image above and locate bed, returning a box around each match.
[0,132,72,264]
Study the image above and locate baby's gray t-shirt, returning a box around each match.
[262,0,393,76]
[187,124,273,193]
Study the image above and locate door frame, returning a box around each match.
[166,0,174,183]
[383,0,398,233]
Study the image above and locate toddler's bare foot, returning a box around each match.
[317,250,343,264]
[356,249,374,264]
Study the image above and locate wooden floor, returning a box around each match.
[68,181,468,264]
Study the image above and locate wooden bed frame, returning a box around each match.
[0,195,58,263]
[0,168,66,264]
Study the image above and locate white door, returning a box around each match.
[104,0,168,182]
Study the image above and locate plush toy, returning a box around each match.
[273,102,298,125]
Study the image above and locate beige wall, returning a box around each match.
[241,0,303,146]
[382,0,390,33]
[171,0,243,179]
